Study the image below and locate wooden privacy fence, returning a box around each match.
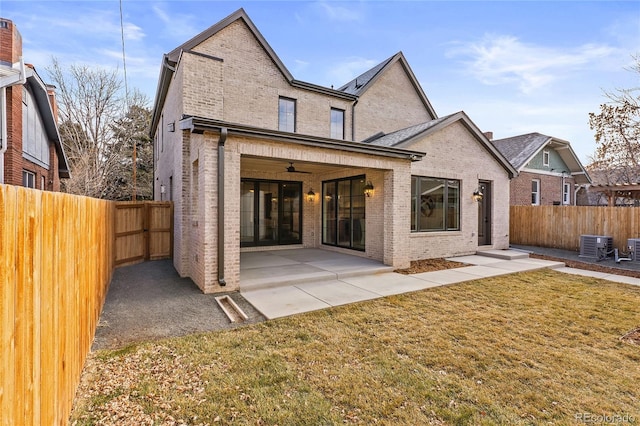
[0,185,114,425]
[114,201,173,266]
[510,205,640,251]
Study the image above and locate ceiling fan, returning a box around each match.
[286,162,311,174]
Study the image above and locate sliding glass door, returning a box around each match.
[240,180,302,247]
[322,176,365,251]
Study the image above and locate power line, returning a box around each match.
[119,0,136,201]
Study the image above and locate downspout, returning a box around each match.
[217,127,228,286]
[0,87,7,184]
[351,99,358,141]
[0,57,27,184]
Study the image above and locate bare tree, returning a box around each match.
[588,55,640,185]
[48,58,151,199]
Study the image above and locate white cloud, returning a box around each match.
[447,34,620,94]
[315,1,363,22]
[151,2,200,41]
[326,57,379,86]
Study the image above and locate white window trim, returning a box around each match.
[563,182,571,205]
[542,149,550,167]
[532,179,540,205]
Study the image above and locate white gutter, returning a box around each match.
[0,57,26,184]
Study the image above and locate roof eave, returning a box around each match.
[180,116,425,160]
[24,68,70,178]
[392,112,516,177]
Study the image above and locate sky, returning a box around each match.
[2,1,639,164]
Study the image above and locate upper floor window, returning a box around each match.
[22,86,50,168]
[278,97,296,132]
[330,108,344,139]
[532,179,540,205]
[542,149,550,167]
[411,176,460,232]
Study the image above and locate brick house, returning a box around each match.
[151,8,516,293]
[0,18,69,190]
[491,133,590,206]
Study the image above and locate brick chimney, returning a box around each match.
[46,84,58,123]
[483,131,494,141]
[0,18,22,66]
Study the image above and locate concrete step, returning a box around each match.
[476,249,530,261]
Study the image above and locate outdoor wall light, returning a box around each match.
[363,181,374,197]
[472,187,484,202]
[307,189,316,202]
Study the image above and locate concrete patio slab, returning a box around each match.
[554,267,611,279]
[446,255,504,266]
[240,263,335,290]
[297,280,380,306]
[242,285,331,318]
[488,258,564,272]
[342,272,437,296]
[410,268,482,285]
[240,251,301,269]
[453,265,514,278]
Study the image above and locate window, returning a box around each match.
[322,176,366,250]
[330,108,344,139]
[532,179,540,205]
[411,176,460,232]
[278,97,296,132]
[563,182,571,205]
[22,86,50,168]
[543,149,550,167]
[22,170,35,188]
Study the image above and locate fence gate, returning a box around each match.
[114,201,173,266]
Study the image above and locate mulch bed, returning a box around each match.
[394,258,468,275]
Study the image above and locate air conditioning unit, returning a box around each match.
[579,235,613,260]
[627,238,640,262]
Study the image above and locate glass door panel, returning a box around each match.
[351,178,366,250]
[337,180,351,247]
[258,182,279,245]
[281,183,301,244]
[323,182,337,245]
[322,175,365,251]
[240,181,255,244]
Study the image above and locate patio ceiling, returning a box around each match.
[241,156,357,175]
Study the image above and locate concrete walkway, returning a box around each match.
[241,249,569,319]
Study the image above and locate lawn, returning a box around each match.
[71,270,640,425]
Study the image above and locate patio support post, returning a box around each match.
[218,127,228,286]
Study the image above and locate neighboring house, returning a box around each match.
[151,8,516,293]
[491,133,590,206]
[0,18,69,190]
[585,167,640,206]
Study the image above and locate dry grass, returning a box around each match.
[71,270,640,425]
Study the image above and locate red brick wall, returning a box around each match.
[511,171,575,206]
[0,18,22,64]
[2,18,62,192]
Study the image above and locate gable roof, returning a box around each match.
[338,52,437,119]
[151,8,357,135]
[24,66,70,178]
[491,132,590,184]
[365,111,516,177]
